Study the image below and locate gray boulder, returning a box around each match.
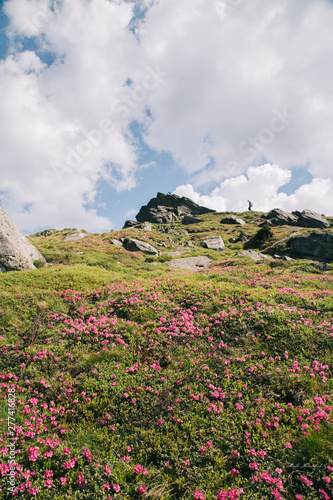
[181,215,204,225]
[0,204,45,272]
[237,250,273,261]
[292,209,330,229]
[111,239,123,247]
[266,208,298,226]
[289,231,333,261]
[201,235,225,251]
[237,231,251,243]
[220,215,245,225]
[64,232,87,242]
[123,238,158,255]
[136,192,215,224]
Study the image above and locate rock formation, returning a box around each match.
[265,208,330,228]
[201,235,225,251]
[289,231,333,261]
[265,209,298,226]
[220,215,245,225]
[292,209,330,229]
[135,192,215,224]
[122,238,158,255]
[0,204,45,272]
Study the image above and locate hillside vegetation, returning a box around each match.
[1,211,333,499]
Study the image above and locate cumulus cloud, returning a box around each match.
[1,0,160,231]
[174,164,333,215]
[1,0,333,231]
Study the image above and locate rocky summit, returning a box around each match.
[0,204,45,272]
[134,192,215,224]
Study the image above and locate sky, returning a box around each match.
[0,0,333,233]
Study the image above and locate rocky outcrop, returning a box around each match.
[0,204,45,272]
[136,192,215,224]
[265,209,298,226]
[181,215,204,225]
[292,210,330,229]
[265,208,330,228]
[201,235,225,251]
[123,220,138,228]
[64,232,88,242]
[123,238,158,255]
[289,231,333,261]
[220,215,245,225]
[123,220,153,231]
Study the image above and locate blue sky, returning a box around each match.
[0,0,333,233]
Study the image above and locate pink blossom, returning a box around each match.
[138,484,147,494]
[194,490,205,500]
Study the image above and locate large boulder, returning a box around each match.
[292,209,330,229]
[220,215,245,225]
[136,192,215,224]
[289,231,333,261]
[201,235,225,251]
[0,204,45,272]
[266,209,298,226]
[123,238,158,255]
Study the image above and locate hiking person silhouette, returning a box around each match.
[247,200,253,211]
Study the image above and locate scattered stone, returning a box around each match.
[64,232,87,242]
[289,231,333,261]
[123,220,138,229]
[37,229,54,237]
[311,261,328,271]
[201,235,225,251]
[111,240,123,247]
[136,192,215,224]
[220,215,245,225]
[237,231,251,243]
[181,215,204,225]
[236,250,273,261]
[186,241,195,247]
[0,204,46,272]
[123,238,158,255]
[157,242,167,247]
[77,252,85,255]
[168,256,212,271]
[273,254,294,261]
[292,209,330,229]
[266,208,298,226]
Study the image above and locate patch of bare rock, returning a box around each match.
[168,256,212,271]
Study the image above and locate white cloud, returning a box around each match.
[1,0,333,231]
[174,164,333,216]
[141,0,333,179]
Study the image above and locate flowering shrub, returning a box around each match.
[0,255,333,499]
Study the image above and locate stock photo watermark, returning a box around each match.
[223,106,296,177]
[50,65,169,179]
[6,386,17,494]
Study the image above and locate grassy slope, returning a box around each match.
[0,213,333,499]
